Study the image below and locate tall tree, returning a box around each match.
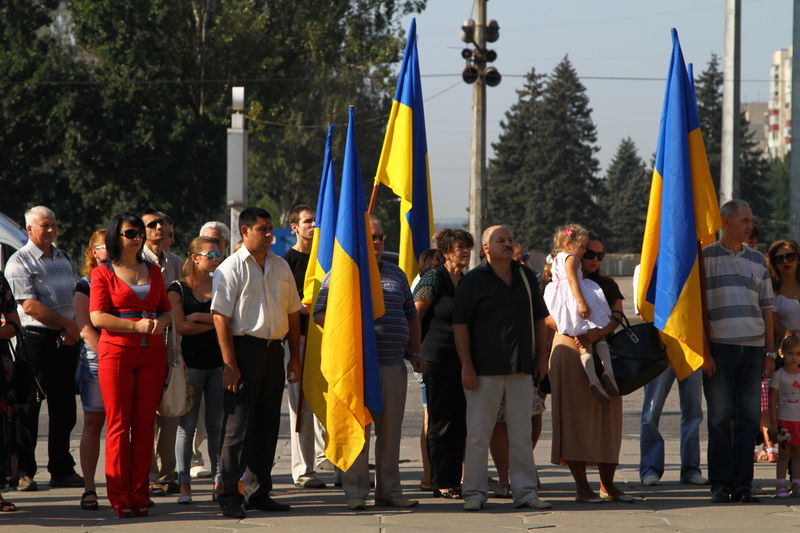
[694,54,723,193]
[527,56,601,252]
[599,138,649,253]
[1,1,424,256]
[487,68,546,248]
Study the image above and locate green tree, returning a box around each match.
[599,138,649,253]
[487,68,546,248]
[0,1,95,251]
[0,1,424,256]
[694,54,723,193]
[527,56,601,252]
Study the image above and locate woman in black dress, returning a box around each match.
[414,228,474,498]
[0,272,20,511]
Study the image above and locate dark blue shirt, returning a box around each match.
[315,260,417,366]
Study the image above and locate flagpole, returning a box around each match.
[367,182,380,214]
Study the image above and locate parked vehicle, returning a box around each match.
[0,212,27,271]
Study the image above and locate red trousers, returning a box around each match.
[98,341,166,513]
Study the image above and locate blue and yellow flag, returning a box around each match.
[374,17,434,285]
[302,124,338,427]
[320,107,385,470]
[637,29,721,380]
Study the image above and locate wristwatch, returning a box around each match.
[766,352,778,360]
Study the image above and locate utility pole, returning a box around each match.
[227,86,248,253]
[791,0,800,240]
[460,0,500,267]
[468,0,486,268]
[720,0,741,204]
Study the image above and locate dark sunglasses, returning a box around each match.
[584,249,605,261]
[196,251,223,260]
[119,229,145,240]
[775,252,798,264]
[146,218,164,229]
[372,234,386,242]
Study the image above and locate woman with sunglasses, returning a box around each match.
[168,236,224,504]
[89,214,171,518]
[763,240,800,462]
[549,231,634,502]
[73,229,108,511]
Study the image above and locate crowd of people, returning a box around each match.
[0,198,790,517]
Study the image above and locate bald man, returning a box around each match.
[452,226,551,511]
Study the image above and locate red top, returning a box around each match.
[90,262,171,347]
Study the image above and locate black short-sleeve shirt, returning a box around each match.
[452,260,549,376]
[168,281,222,369]
[283,248,310,332]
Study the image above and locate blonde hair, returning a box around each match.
[551,224,589,256]
[181,236,219,287]
[82,229,107,277]
[779,332,800,354]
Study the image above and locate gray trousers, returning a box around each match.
[342,362,407,501]
[463,373,539,506]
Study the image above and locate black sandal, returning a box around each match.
[80,490,99,511]
[0,498,16,512]
[433,488,462,499]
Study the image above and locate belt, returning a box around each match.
[111,310,158,319]
[24,326,60,338]
[237,335,283,348]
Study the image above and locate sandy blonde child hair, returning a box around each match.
[779,332,800,354]
[550,224,589,257]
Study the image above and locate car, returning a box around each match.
[0,211,26,271]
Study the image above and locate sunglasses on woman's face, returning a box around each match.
[196,251,223,260]
[775,252,798,264]
[583,249,605,261]
[119,229,145,240]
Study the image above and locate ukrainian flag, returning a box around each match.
[637,29,721,380]
[320,107,385,470]
[302,124,338,427]
[374,17,434,285]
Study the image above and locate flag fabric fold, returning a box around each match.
[637,29,722,380]
[320,107,385,470]
[302,124,338,427]
[374,17,434,284]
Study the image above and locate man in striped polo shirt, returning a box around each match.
[314,216,425,511]
[703,199,776,504]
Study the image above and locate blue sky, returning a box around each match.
[402,0,792,220]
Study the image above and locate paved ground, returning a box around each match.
[4,276,792,531]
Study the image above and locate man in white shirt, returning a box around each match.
[211,207,302,518]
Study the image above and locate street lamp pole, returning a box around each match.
[468,0,486,268]
[227,86,248,253]
[461,0,500,267]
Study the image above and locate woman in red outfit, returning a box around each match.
[89,214,171,518]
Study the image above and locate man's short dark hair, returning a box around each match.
[138,208,173,226]
[106,213,145,263]
[288,204,313,226]
[239,207,272,228]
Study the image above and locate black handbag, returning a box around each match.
[602,311,669,395]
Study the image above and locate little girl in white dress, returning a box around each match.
[544,224,618,402]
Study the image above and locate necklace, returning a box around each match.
[114,262,141,287]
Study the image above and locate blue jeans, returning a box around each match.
[703,343,763,495]
[640,367,703,481]
[176,366,224,484]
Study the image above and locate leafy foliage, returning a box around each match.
[0,0,424,257]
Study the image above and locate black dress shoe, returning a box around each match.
[245,495,291,512]
[732,489,760,503]
[221,501,246,518]
[710,491,731,503]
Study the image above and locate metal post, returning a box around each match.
[720,0,741,204]
[227,86,248,253]
[790,1,800,240]
[468,0,487,268]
